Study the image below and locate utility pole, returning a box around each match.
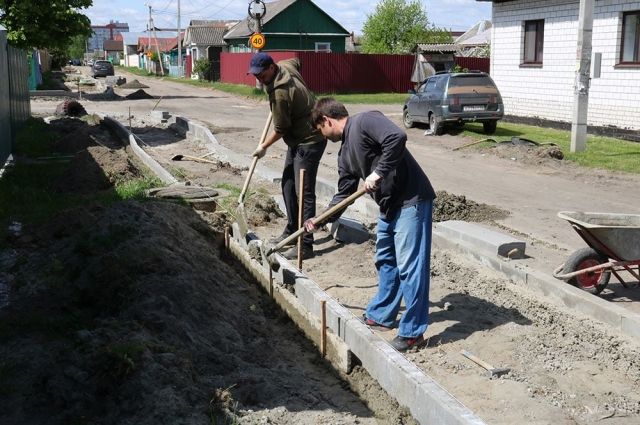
[150,10,165,76]
[147,5,152,53]
[177,0,182,77]
[570,0,594,152]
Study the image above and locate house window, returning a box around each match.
[523,19,544,65]
[620,11,640,64]
[315,42,331,53]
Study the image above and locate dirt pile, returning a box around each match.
[0,118,407,425]
[433,190,509,222]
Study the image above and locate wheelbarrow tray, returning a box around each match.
[558,211,640,261]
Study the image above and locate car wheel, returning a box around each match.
[429,114,443,136]
[483,121,497,134]
[403,109,414,128]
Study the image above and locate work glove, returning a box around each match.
[252,145,266,159]
[364,171,381,193]
[304,218,317,233]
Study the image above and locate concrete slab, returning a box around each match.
[436,220,526,259]
[331,216,371,244]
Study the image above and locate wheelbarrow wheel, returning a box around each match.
[563,247,611,294]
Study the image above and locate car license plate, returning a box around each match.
[463,105,485,111]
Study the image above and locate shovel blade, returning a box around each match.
[236,202,249,237]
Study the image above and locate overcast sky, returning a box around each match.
[84,0,492,34]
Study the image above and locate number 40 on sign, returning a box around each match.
[250,33,266,49]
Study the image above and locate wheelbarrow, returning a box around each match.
[553,211,640,294]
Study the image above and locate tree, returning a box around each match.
[361,0,452,54]
[193,58,211,81]
[67,34,88,60]
[0,0,92,50]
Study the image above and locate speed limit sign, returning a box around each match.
[250,33,266,50]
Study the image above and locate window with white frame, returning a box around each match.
[522,19,544,65]
[315,42,331,52]
[620,11,640,64]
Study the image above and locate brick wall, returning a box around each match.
[492,0,640,131]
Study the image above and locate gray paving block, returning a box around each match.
[331,216,371,244]
[435,220,526,259]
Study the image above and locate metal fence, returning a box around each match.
[221,51,416,94]
[0,27,31,166]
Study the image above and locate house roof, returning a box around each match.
[184,26,227,46]
[455,20,492,46]
[103,39,123,51]
[138,37,178,52]
[224,0,349,39]
[416,43,459,53]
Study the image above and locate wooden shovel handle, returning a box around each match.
[238,112,273,204]
[266,187,367,255]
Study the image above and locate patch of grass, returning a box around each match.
[102,340,147,379]
[115,175,163,200]
[326,92,409,104]
[117,65,153,77]
[462,122,640,174]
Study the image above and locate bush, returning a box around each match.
[193,58,211,81]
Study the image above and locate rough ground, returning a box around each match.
[131,116,640,424]
[0,118,416,425]
[23,67,640,424]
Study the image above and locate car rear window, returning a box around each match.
[95,61,111,65]
[449,75,495,88]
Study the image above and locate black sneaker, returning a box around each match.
[268,232,296,247]
[282,244,313,260]
[391,335,424,352]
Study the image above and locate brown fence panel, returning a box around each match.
[221,51,415,94]
[454,56,490,73]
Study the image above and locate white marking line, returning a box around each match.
[232,105,253,109]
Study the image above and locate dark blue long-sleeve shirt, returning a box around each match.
[329,111,436,219]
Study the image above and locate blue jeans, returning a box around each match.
[366,200,433,338]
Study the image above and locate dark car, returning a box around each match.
[403,71,504,135]
[91,60,114,77]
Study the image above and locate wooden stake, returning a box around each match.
[224,225,229,250]
[269,267,273,297]
[320,299,327,358]
[297,168,306,271]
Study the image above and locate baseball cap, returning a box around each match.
[248,52,274,75]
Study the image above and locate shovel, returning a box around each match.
[262,187,367,271]
[171,154,219,164]
[236,112,272,236]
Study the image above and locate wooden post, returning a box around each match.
[320,299,327,358]
[269,267,273,297]
[224,226,229,251]
[297,168,305,271]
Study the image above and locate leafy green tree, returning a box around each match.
[0,0,92,49]
[67,34,88,60]
[361,0,452,54]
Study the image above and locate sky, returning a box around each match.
[83,0,492,35]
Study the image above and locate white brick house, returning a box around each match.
[481,0,640,131]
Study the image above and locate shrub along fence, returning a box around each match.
[0,26,31,166]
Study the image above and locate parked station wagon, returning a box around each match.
[403,71,504,135]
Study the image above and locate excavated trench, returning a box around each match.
[4,117,640,425]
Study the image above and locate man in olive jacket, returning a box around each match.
[249,53,326,259]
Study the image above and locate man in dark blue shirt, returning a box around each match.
[307,98,436,352]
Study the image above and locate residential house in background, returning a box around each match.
[122,32,146,67]
[480,0,640,132]
[184,20,235,80]
[89,21,129,52]
[103,39,123,64]
[455,20,492,57]
[223,0,350,53]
